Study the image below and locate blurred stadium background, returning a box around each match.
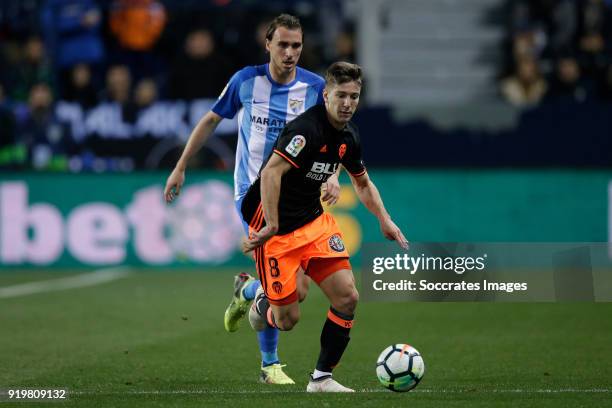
[1,0,611,406]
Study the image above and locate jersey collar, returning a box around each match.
[265,64,300,88]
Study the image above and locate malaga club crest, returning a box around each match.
[289,98,304,114]
[328,234,345,252]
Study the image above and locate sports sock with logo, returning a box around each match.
[315,307,353,373]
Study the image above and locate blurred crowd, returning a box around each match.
[9,1,610,171]
[0,0,355,171]
[500,0,612,107]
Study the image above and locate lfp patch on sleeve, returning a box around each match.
[285,135,306,157]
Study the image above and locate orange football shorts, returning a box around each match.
[252,212,352,306]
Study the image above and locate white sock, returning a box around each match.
[312,369,332,380]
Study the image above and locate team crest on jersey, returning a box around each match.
[328,234,345,252]
[339,144,347,159]
[285,135,306,157]
[289,98,304,114]
[272,281,283,294]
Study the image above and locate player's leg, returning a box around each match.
[252,288,301,331]
[250,232,305,384]
[249,286,300,384]
[224,200,261,332]
[224,264,257,332]
[248,267,308,374]
[252,256,302,375]
[306,260,356,393]
[224,240,264,330]
[250,265,307,331]
[223,198,291,384]
[297,268,310,302]
[249,233,306,330]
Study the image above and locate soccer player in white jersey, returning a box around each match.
[164,14,341,385]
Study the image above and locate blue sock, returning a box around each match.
[243,280,279,366]
[258,327,280,367]
[242,279,260,300]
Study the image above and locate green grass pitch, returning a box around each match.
[1,268,611,407]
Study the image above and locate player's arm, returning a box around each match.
[321,168,341,205]
[243,154,293,251]
[349,172,409,249]
[164,111,223,202]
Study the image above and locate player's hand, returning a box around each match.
[164,168,185,203]
[243,225,277,252]
[380,217,409,250]
[321,173,341,205]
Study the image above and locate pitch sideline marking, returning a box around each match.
[0,267,131,299]
[70,388,612,396]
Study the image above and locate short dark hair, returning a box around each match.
[325,61,363,87]
[265,14,302,41]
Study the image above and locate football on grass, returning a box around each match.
[376,344,425,392]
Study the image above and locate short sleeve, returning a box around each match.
[211,70,243,119]
[273,127,313,169]
[342,131,366,177]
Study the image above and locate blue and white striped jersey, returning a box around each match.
[212,64,325,200]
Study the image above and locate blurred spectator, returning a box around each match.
[500,0,611,106]
[546,56,593,102]
[512,29,547,62]
[0,40,16,88]
[167,29,231,100]
[501,57,548,107]
[61,63,98,108]
[549,0,578,56]
[7,35,54,102]
[108,0,167,80]
[40,0,105,70]
[334,28,356,62]
[0,84,18,165]
[101,64,132,105]
[577,0,612,75]
[229,17,272,70]
[511,0,577,56]
[133,77,158,108]
[500,27,548,81]
[18,82,72,170]
[109,0,166,52]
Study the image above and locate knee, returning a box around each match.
[298,289,307,303]
[274,309,300,331]
[335,289,359,315]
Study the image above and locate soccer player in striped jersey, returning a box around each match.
[164,14,341,385]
